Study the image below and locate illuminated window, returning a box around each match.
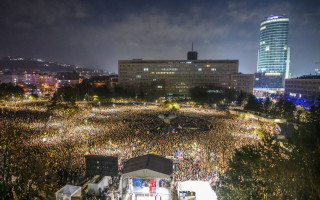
[153,79,156,81]
[198,68,202,71]
[206,64,210,67]
[211,68,216,71]
[265,45,270,51]
[260,26,266,31]
[157,85,162,88]
[143,68,149,71]
[136,75,141,78]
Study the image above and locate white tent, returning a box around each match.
[122,169,171,179]
[177,181,217,200]
[56,185,81,200]
[120,154,173,200]
[88,175,111,195]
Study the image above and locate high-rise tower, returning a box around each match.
[255,15,290,89]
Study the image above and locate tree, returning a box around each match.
[286,103,320,199]
[272,98,296,119]
[190,85,241,104]
[94,85,110,99]
[236,91,246,106]
[263,97,272,114]
[283,100,296,120]
[218,134,294,200]
[244,94,262,112]
[0,83,24,101]
[219,104,320,200]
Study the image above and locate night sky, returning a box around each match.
[0,0,319,76]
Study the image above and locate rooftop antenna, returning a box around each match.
[187,42,198,60]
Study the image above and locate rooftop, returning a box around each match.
[296,75,320,79]
[123,154,173,175]
[266,15,288,20]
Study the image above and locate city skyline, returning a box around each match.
[0,0,319,76]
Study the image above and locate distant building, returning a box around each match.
[255,15,290,90]
[90,75,118,88]
[108,75,118,88]
[24,73,58,95]
[231,74,254,94]
[24,73,56,86]
[90,76,109,87]
[285,75,320,104]
[118,51,253,98]
[254,72,284,89]
[56,71,79,87]
[0,73,25,85]
[77,68,104,79]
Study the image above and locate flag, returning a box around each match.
[133,178,143,193]
[150,179,156,194]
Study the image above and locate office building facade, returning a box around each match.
[118,52,253,98]
[256,15,290,89]
[231,74,254,94]
[285,75,320,104]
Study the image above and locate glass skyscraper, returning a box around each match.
[255,15,290,89]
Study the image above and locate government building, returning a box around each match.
[118,50,253,98]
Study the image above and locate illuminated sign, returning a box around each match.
[265,73,282,76]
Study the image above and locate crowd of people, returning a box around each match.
[0,102,280,199]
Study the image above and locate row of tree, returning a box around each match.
[0,83,24,101]
[190,85,246,105]
[245,94,296,120]
[52,80,145,102]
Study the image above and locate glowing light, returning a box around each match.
[265,72,281,76]
[261,18,289,26]
[260,26,266,31]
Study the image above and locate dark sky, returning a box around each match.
[0,0,319,76]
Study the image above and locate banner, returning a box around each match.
[133,178,143,193]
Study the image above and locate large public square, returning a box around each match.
[0,101,280,199]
